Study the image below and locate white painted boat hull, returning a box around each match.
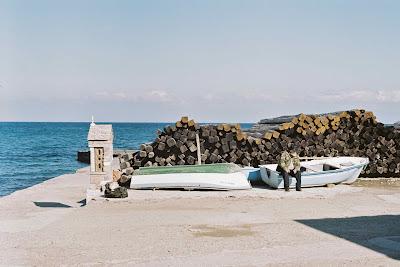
[130,172,252,190]
[260,157,369,189]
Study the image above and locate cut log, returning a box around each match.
[181,116,189,124]
[166,138,177,147]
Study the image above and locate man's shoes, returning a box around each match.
[285,188,290,192]
[296,188,302,191]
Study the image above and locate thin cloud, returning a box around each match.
[316,89,400,103]
[95,89,175,103]
[95,91,110,97]
[198,89,286,103]
[144,90,173,102]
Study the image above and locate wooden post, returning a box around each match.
[196,133,201,165]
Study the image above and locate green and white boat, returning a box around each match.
[130,163,252,190]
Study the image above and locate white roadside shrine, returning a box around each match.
[87,120,114,189]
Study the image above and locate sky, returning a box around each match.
[0,0,399,123]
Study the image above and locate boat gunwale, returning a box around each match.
[137,162,236,169]
[134,162,242,175]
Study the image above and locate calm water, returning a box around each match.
[0,122,252,197]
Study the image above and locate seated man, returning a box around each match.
[276,151,302,191]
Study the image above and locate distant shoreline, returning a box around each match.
[0,121,256,124]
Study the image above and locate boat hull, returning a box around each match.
[260,157,369,189]
[241,167,261,182]
[130,172,252,190]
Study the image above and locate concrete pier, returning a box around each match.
[0,168,399,265]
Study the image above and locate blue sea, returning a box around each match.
[0,122,253,197]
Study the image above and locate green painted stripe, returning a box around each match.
[134,163,242,175]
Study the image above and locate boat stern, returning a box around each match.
[259,165,282,189]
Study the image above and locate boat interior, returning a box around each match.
[302,161,354,173]
[266,161,356,173]
[302,163,339,173]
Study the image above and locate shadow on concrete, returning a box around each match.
[251,184,275,190]
[33,202,72,208]
[296,215,400,260]
[77,199,86,207]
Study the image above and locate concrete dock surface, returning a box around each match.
[0,167,399,266]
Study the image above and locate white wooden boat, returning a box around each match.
[259,157,369,189]
[130,163,252,190]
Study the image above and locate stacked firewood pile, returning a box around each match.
[118,110,400,183]
[247,110,399,177]
[118,117,251,183]
[395,121,400,130]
